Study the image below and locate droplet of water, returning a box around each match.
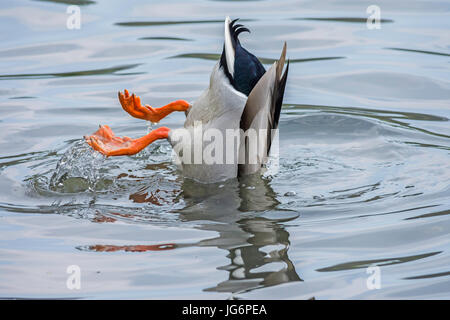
[147,121,159,134]
[147,121,153,134]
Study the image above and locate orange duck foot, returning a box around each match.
[85,124,170,156]
[118,89,190,123]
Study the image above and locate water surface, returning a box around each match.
[0,0,449,299]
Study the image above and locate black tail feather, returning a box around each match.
[219,18,265,96]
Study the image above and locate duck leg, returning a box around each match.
[84,125,170,156]
[118,89,190,123]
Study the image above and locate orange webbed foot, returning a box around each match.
[85,125,170,157]
[84,125,133,156]
[118,89,190,123]
[118,89,150,121]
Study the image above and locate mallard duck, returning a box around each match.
[85,17,289,183]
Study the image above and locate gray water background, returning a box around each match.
[0,0,449,299]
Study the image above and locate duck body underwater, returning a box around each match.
[85,17,289,183]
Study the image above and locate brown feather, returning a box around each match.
[238,43,289,176]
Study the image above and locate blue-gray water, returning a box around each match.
[0,0,449,299]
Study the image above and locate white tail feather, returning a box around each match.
[224,16,235,77]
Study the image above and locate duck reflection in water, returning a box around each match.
[87,174,302,294]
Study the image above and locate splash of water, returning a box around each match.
[49,140,105,193]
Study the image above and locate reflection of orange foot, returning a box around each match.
[118,89,190,123]
[84,124,170,156]
[92,215,117,224]
[89,244,177,252]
